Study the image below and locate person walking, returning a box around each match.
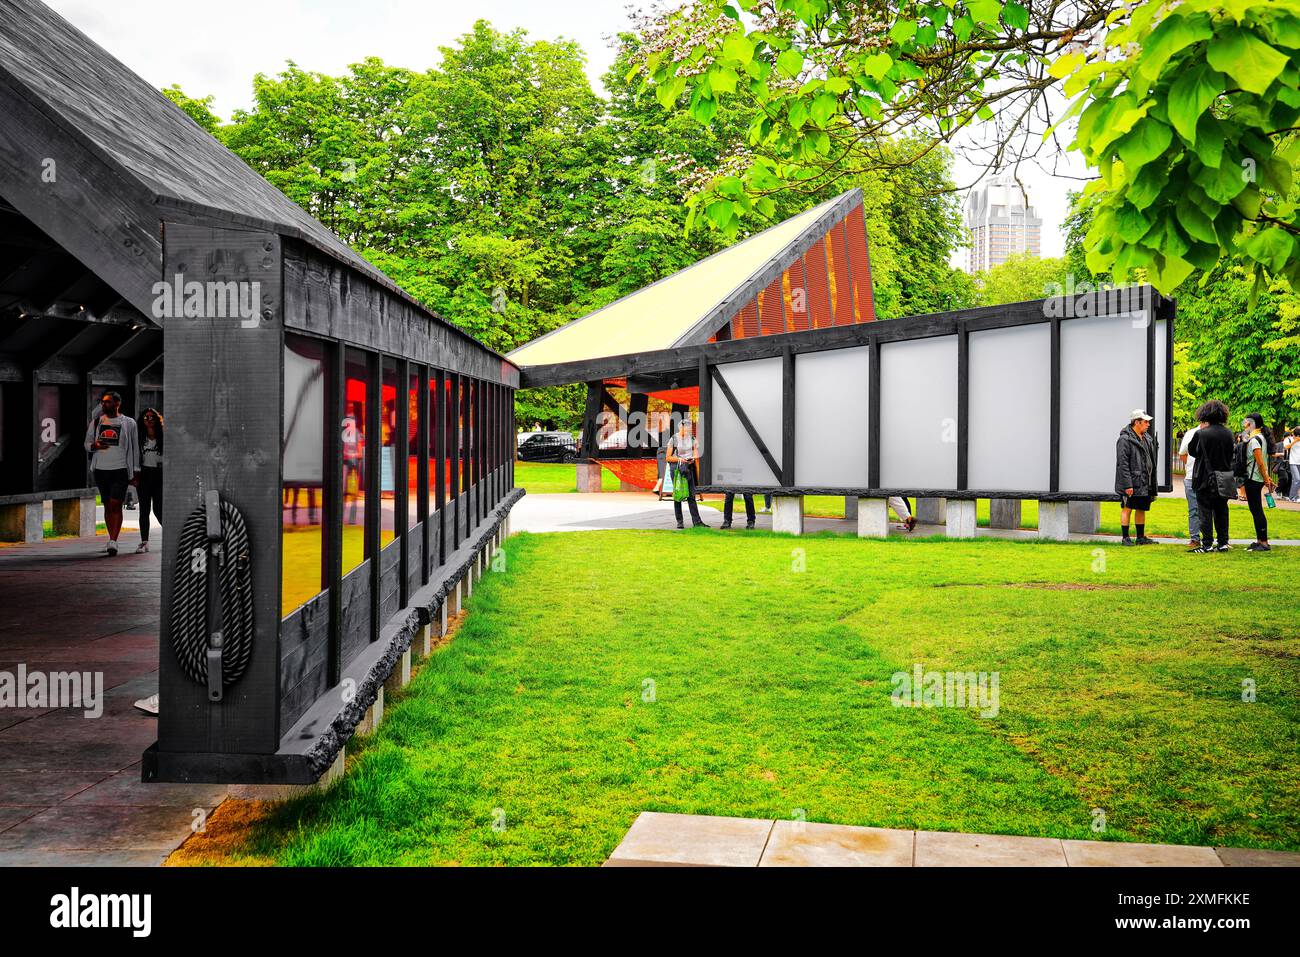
[1187,400,1234,553]
[1178,424,1204,547]
[1238,412,1274,552]
[1115,408,1159,545]
[84,390,140,557]
[1283,427,1300,503]
[665,416,707,529]
[135,408,163,553]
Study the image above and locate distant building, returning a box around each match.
[963,171,1043,273]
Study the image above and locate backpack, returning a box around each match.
[1232,439,1251,482]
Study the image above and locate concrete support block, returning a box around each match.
[0,502,43,543]
[438,601,448,636]
[53,496,96,537]
[384,647,412,696]
[356,687,385,736]
[1038,501,1071,541]
[945,499,977,539]
[412,622,431,659]
[843,497,859,521]
[1068,500,1101,534]
[989,499,1022,529]
[856,497,889,538]
[771,495,804,536]
[576,461,602,492]
[465,565,473,598]
[450,578,462,616]
[914,497,946,526]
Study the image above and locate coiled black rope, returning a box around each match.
[169,499,254,688]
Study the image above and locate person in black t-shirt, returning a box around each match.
[1186,400,1235,552]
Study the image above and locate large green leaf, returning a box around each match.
[1167,65,1224,144]
[1135,12,1213,84]
[1117,120,1173,173]
[1245,227,1295,274]
[1176,201,1219,245]
[1206,27,1289,95]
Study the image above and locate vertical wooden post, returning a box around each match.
[956,326,969,491]
[868,338,881,489]
[781,345,795,486]
[156,223,284,758]
[396,357,409,608]
[1049,316,1061,493]
[326,340,344,687]
[434,368,446,566]
[417,364,429,584]
[366,351,381,643]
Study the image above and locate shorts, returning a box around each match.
[94,467,130,503]
[1120,493,1152,511]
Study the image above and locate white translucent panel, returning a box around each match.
[1058,310,1149,493]
[710,356,783,485]
[879,335,958,489]
[795,346,870,486]
[1154,318,1169,487]
[967,324,1051,492]
[283,345,324,483]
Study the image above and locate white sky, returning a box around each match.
[47,0,1084,260]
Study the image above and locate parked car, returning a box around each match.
[517,431,578,463]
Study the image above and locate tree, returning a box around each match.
[975,253,1065,306]
[630,0,1300,296]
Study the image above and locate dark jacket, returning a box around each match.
[1187,423,1234,494]
[1114,424,1158,497]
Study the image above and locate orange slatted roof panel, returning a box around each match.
[786,259,811,331]
[828,220,854,325]
[758,275,785,334]
[846,203,876,322]
[804,237,833,329]
[739,298,760,338]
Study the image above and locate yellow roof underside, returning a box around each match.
[508,197,839,367]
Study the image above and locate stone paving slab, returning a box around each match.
[915,830,1067,867]
[1215,846,1300,867]
[604,812,774,867]
[0,803,219,852]
[760,820,914,867]
[607,813,1297,867]
[1062,839,1224,867]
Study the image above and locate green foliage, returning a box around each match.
[633,0,1300,301]
[161,85,222,134]
[1067,0,1300,296]
[974,253,1066,307]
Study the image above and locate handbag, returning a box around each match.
[672,465,689,502]
[1212,469,1238,498]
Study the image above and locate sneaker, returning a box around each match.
[720,521,733,529]
[1246,542,1271,552]
[1135,536,1158,545]
[135,541,149,553]
[675,522,685,530]
[1120,538,1137,546]
[1214,544,1232,552]
[106,540,118,557]
[1187,545,1212,553]
[693,522,709,529]
[744,522,754,530]
[1187,539,1200,547]
[133,693,159,715]
[904,516,917,532]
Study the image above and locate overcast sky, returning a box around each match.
[47,0,1084,259]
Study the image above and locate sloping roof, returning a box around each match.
[0,0,479,342]
[508,189,865,368]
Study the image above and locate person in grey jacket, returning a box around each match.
[1114,408,1159,546]
[84,390,140,556]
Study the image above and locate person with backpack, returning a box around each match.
[1237,412,1274,552]
[1114,408,1159,545]
[1186,400,1235,553]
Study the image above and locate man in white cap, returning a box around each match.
[1115,408,1159,545]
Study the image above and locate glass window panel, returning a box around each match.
[967,324,1051,492]
[710,357,783,485]
[282,334,326,616]
[408,369,420,529]
[879,335,958,489]
[380,358,398,546]
[1058,312,1147,493]
[795,347,869,487]
[428,371,441,510]
[342,348,368,573]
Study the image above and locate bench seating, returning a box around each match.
[0,487,97,543]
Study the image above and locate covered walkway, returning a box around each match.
[0,534,224,865]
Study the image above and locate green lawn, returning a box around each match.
[202,529,1299,865]
[768,494,1300,540]
[514,461,622,494]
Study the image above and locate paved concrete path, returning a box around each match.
[0,533,226,866]
[512,492,1300,545]
[605,812,1300,867]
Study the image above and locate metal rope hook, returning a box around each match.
[203,489,225,702]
